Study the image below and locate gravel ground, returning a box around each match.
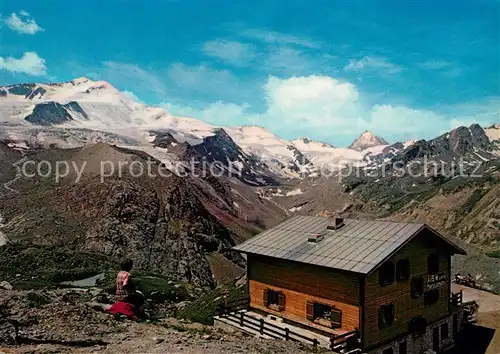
[0,289,329,354]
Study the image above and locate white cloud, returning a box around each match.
[0,52,47,76]
[4,11,44,35]
[369,105,449,140]
[264,76,363,130]
[167,75,368,141]
[241,29,320,48]
[344,56,402,74]
[165,74,500,146]
[202,40,255,66]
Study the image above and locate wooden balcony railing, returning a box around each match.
[450,290,463,307]
[216,296,361,352]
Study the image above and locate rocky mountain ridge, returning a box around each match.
[349,130,388,151]
[0,77,499,291]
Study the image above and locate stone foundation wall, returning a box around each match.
[367,309,465,354]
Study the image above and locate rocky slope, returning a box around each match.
[0,288,327,354]
[0,143,248,288]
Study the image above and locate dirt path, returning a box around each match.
[453,284,500,354]
[5,321,327,354]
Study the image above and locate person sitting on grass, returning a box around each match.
[109,258,145,319]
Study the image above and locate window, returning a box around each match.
[306,302,342,328]
[411,277,424,298]
[396,259,410,282]
[382,348,394,354]
[263,289,285,311]
[399,341,407,354]
[424,289,440,306]
[314,303,332,320]
[379,304,395,328]
[441,323,449,340]
[427,254,439,275]
[379,261,395,286]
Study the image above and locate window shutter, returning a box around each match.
[330,308,342,328]
[263,289,269,306]
[306,301,314,320]
[278,292,286,311]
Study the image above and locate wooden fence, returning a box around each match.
[451,291,463,307]
[216,297,360,352]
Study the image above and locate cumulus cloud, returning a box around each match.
[344,56,402,74]
[167,75,368,142]
[264,76,363,130]
[202,40,255,66]
[166,74,499,146]
[4,10,44,35]
[0,52,47,76]
[369,105,449,141]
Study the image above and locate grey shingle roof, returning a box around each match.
[232,216,465,275]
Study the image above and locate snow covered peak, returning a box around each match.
[292,137,335,152]
[0,77,123,104]
[70,77,92,85]
[485,124,500,142]
[232,125,279,139]
[349,130,388,151]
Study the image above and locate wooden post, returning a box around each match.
[260,318,264,334]
[223,291,228,315]
[240,311,244,326]
[285,327,289,341]
[330,335,336,350]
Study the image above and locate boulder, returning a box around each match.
[0,281,12,291]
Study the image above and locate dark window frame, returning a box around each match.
[379,261,395,286]
[399,341,407,354]
[396,259,410,282]
[264,289,285,311]
[441,322,449,340]
[306,301,342,328]
[411,277,424,298]
[379,304,395,328]
[427,253,440,275]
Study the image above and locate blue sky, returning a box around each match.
[0,0,499,146]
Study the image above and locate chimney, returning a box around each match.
[327,216,344,230]
[308,233,325,243]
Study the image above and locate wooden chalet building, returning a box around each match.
[231,215,468,354]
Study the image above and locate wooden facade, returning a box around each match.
[248,254,360,334]
[362,229,452,348]
[245,228,458,350]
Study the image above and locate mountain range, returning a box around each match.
[0,77,499,290]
